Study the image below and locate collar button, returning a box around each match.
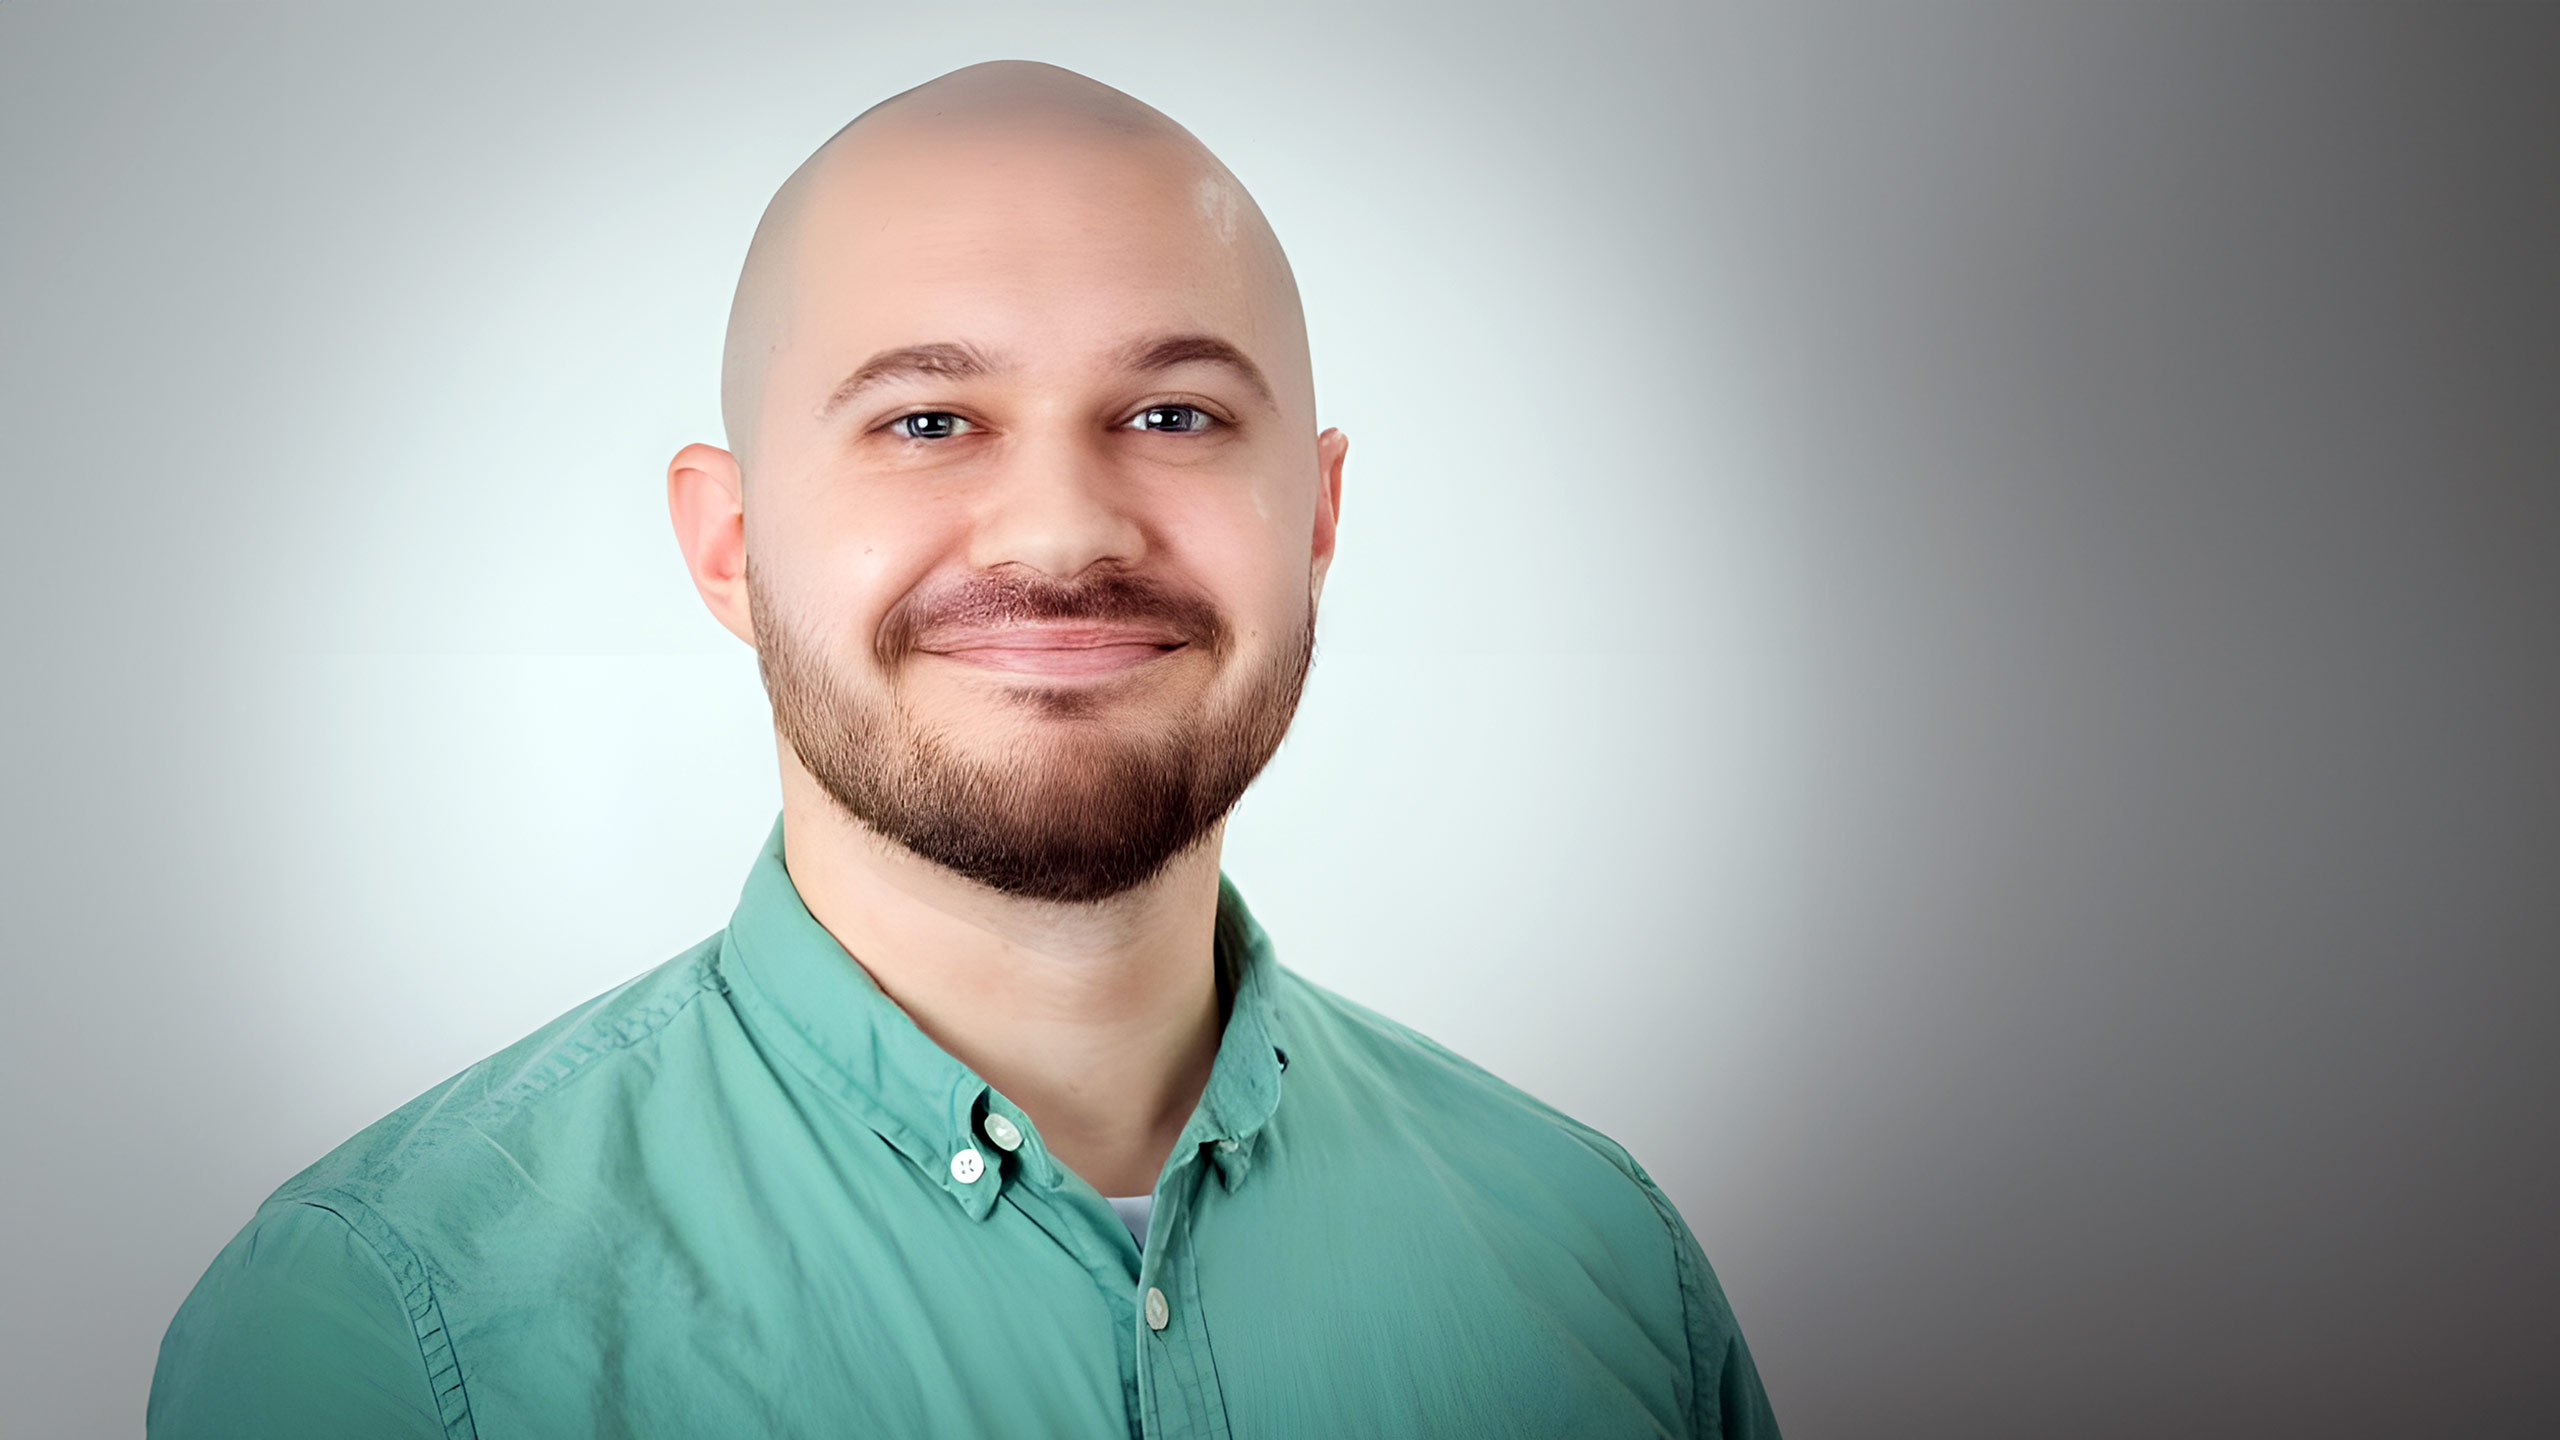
[982,1114,1023,1152]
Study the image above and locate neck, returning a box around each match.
[774,748,1226,1198]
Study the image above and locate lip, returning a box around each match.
[915,622,1189,679]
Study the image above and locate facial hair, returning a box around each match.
[752,562,1312,904]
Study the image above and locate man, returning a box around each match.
[150,60,1778,1438]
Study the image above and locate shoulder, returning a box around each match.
[1267,963,1660,1189]
[1267,965,1781,1437]
[149,1201,451,1438]
[281,932,732,1188]
[154,935,752,1436]
[262,932,742,1245]
[153,936,742,1435]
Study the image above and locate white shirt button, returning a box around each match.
[982,1114,1023,1152]
[950,1148,985,1184]
[1144,1286,1170,1331]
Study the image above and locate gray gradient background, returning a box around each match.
[5,3,2556,1436]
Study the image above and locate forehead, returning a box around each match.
[777,126,1275,374]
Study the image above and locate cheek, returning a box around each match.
[1163,495,1315,644]
[749,481,961,648]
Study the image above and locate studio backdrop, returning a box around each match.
[3,4,2554,1437]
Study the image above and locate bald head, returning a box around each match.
[719,61,1307,472]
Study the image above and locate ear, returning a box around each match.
[1309,426,1348,606]
[667,443,757,647]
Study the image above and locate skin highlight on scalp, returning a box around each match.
[719,60,1307,477]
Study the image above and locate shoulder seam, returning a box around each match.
[468,948,728,1127]
[292,1193,480,1440]
[1630,1175,1714,1437]
[1275,967,1651,1180]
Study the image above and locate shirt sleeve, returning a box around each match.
[148,1200,449,1440]
[1639,1177,1783,1439]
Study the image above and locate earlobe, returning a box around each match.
[667,443,757,647]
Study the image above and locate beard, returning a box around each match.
[751,562,1312,904]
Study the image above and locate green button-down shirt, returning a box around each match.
[151,821,1778,1438]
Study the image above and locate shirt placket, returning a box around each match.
[1134,1142,1231,1440]
[973,1097,1157,1436]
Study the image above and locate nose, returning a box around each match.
[966,428,1148,579]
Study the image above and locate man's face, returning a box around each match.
[731,122,1341,902]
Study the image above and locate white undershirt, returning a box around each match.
[1105,1193,1153,1249]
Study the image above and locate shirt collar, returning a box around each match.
[716,816,1291,1216]
[1194,873,1289,1189]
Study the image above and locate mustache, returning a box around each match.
[875,569,1231,665]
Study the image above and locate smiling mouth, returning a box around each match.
[915,623,1190,679]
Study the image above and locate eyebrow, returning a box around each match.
[817,332,1275,420]
[818,342,1000,419]
[1114,333,1275,406]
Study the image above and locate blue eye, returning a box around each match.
[1131,405,1212,433]
[892,412,969,440]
